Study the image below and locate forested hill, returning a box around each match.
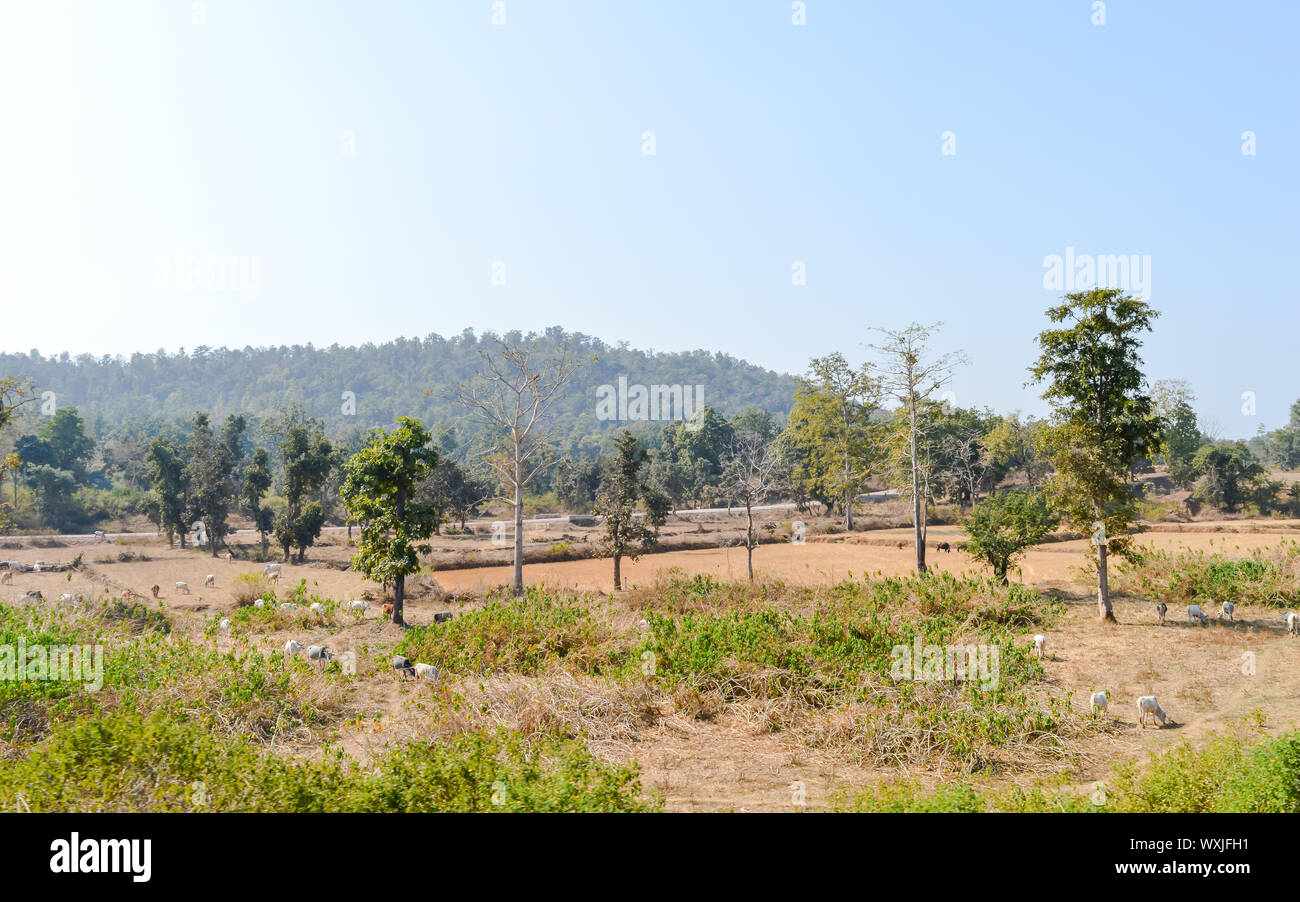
[1,328,798,446]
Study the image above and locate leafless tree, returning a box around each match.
[453,338,583,593]
[867,323,967,573]
[720,430,788,582]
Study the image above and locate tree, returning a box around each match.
[720,429,789,581]
[1029,289,1164,623]
[959,490,1058,584]
[553,456,602,512]
[984,412,1050,488]
[868,323,967,573]
[781,353,880,529]
[26,465,81,531]
[185,413,237,556]
[1188,441,1266,512]
[593,431,669,590]
[273,422,334,562]
[416,456,490,531]
[341,417,441,626]
[241,447,275,550]
[147,437,189,547]
[453,338,582,593]
[38,407,96,480]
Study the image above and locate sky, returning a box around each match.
[0,0,1296,434]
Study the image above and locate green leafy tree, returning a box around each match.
[25,464,82,532]
[147,437,190,547]
[341,417,442,626]
[593,431,669,590]
[38,407,96,480]
[241,447,275,550]
[1029,289,1164,623]
[1189,441,1266,512]
[959,490,1059,584]
[780,353,880,529]
[273,422,334,562]
[984,412,1050,488]
[185,413,237,556]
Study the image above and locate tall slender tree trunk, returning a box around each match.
[1095,510,1115,622]
[746,500,756,581]
[910,402,926,573]
[613,552,622,591]
[512,443,524,595]
[393,486,407,626]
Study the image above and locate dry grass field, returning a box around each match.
[5,513,1300,811]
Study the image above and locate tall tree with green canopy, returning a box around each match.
[147,437,189,547]
[240,446,274,551]
[341,417,442,626]
[273,422,334,562]
[186,413,238,556]
[593,430,669,590]
[781,353,880,529]
[1029,288,1164,623]
[38,407,95,480]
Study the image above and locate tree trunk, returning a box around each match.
[393,572,405,627]
[613,553,622,591]
[910,405,926,573]
[512,448,524,595]
[1096,541,1115,622]
[746,501,756,581]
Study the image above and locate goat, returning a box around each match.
[175,581,191,595]
[1155,601,1167,624]
[1136,695,1169,728]
[1186,604,1208,626]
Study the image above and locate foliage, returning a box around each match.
[959,489,1059,583]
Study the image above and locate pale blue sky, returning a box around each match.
[0,1,1296,434]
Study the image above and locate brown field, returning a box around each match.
[4,515,1300,811]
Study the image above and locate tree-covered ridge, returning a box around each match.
[0,328,798,442]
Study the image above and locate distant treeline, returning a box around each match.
[0,327,798,452]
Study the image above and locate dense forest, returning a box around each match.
[0,328,798,451]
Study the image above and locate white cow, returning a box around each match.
[1186,604,1208,626]
[175,581,191,595]
[1136,695,1168,728]
[1090,691,1108,716]
[204,574,216,588]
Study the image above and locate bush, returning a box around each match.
[1118,541,1300,609]
[230,572,273,606]
[0,711,657,812]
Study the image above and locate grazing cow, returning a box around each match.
[936,542,951,553]
[26,590,44,601]
[150,584,160,598]
[263,563,282,577]
[1155,601,1167,624]
[414,663,438,681]
[1284,612,1299,637]
[1090,691,1108,716]
[382,603,394,618]
[284,640,303,654]
[1186,604,1208,626]
[1136,695,1169,728]
[1032,634,1046,658]
[392,655,415,679]
[433,612,454,624]
[306,645,332,661]
[0,571,10,585]
[175,581,191,595]
[204,574,216,588]
[896,541,906,550]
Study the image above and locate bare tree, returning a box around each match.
[867,323,968,573]
[453,338,583,593]
[720,430,788,582]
